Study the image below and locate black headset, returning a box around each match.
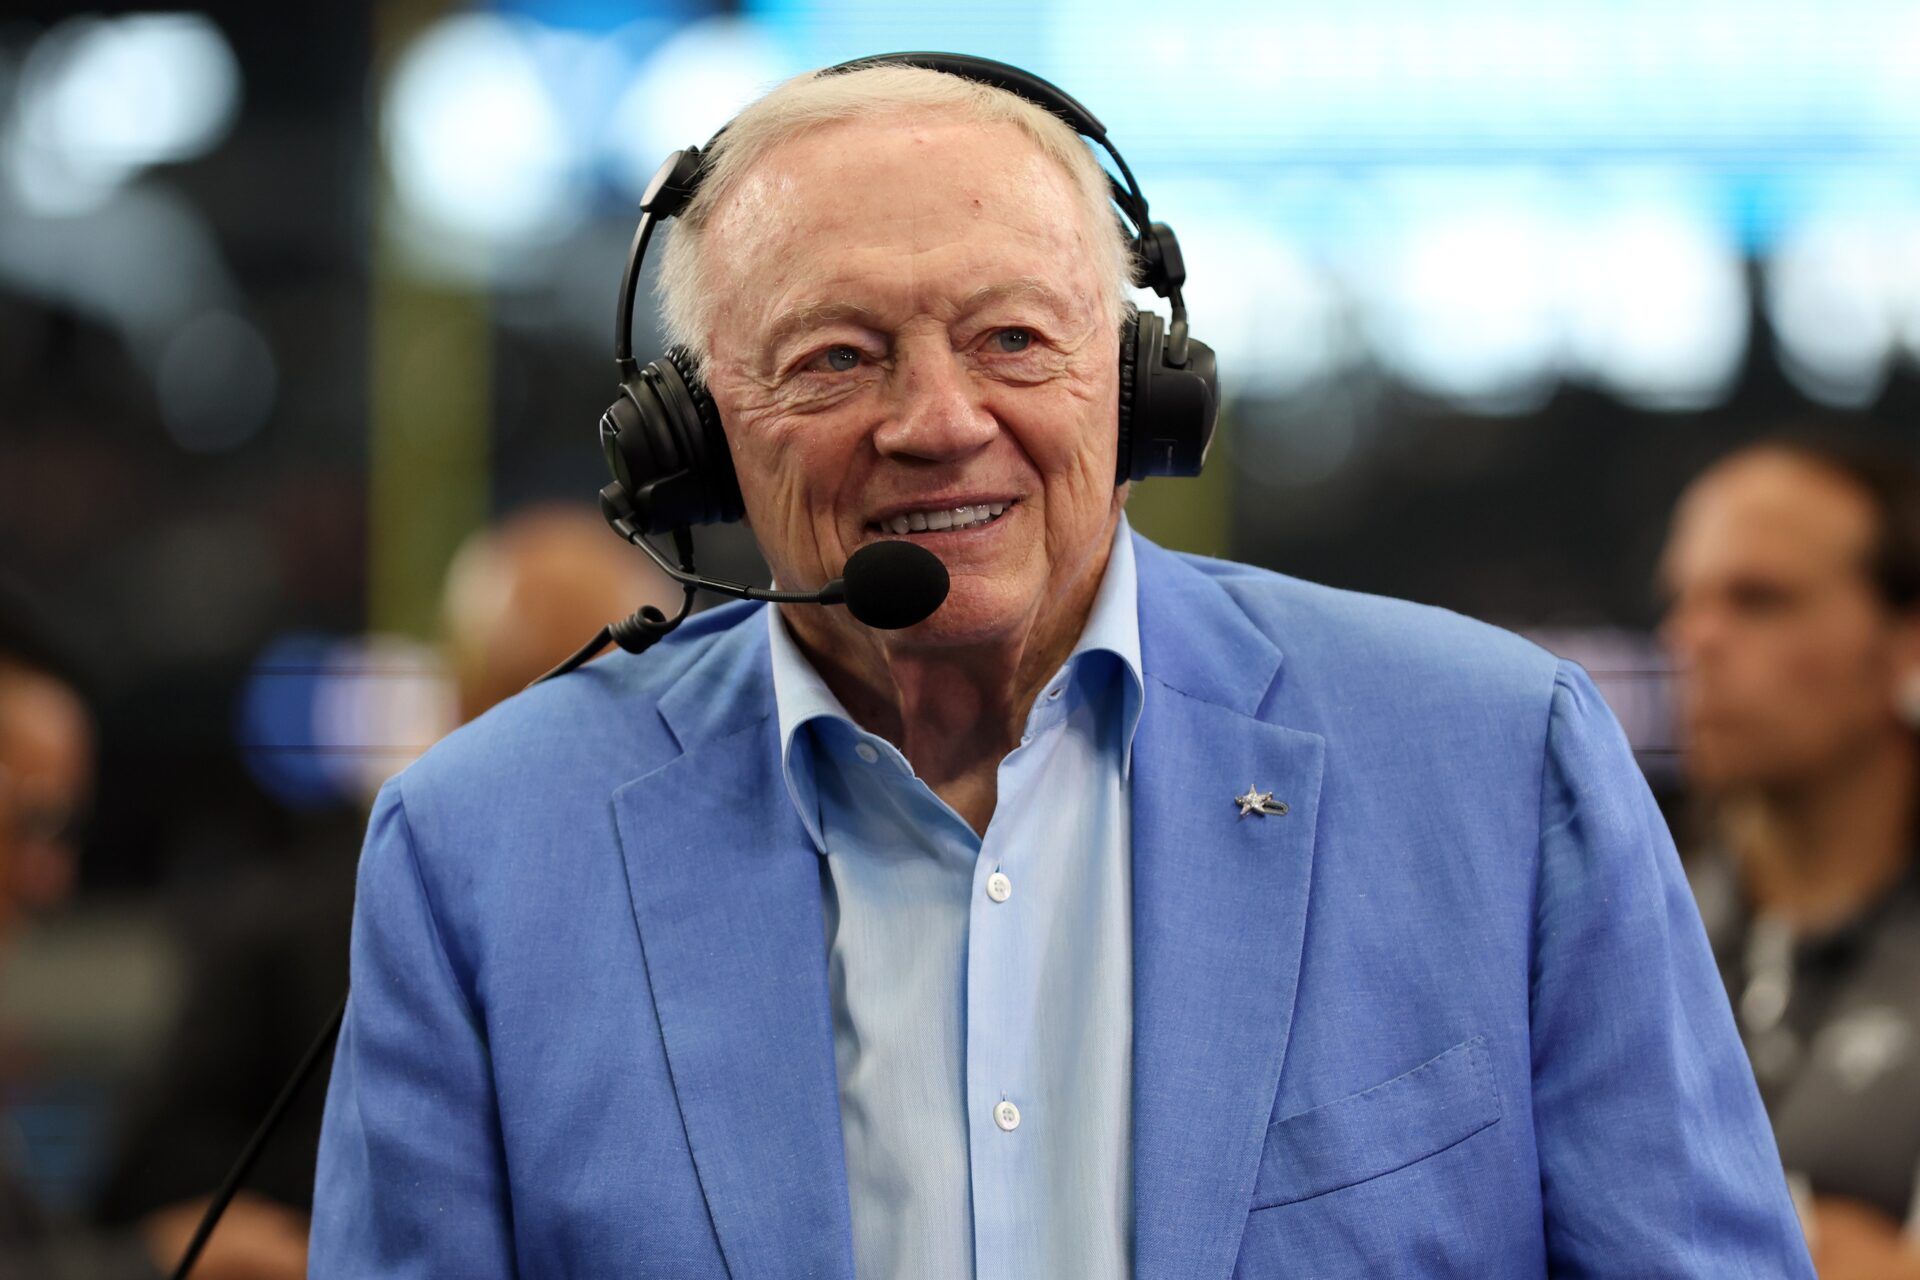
[597,50,1219,539]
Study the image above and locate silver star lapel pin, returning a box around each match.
[1235,785,1289,817]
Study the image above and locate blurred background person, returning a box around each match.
[1659,437,1920,1280]
[94,504,672,1280]
[437,503,686,725]
[0,579,158,1278]
[0,585,93,942]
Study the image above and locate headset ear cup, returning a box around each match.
[1118,310,1218,481]
[600,348,746,533]
[660,347,745,525]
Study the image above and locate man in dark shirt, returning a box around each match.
[1660,436,1920,1280]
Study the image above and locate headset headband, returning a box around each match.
[598,49,1217,532]
[612,51,1188,377]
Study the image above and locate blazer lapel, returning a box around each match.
[611,615,855,1280]
[1129,537,1326,1280]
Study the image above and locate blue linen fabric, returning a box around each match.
[310,529,1816,1279]
[766,516,1143,1279]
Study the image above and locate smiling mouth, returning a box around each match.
[868,500,1015,537]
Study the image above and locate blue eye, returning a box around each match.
[824,346,861,372]
[994,328,1032,353]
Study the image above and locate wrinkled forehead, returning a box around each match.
[702,112,1105,321]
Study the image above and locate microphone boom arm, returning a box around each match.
[529,519,850,689]
[607,515,846,606]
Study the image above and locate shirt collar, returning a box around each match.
[768,510,1145,777]
[1064,511,1144,738]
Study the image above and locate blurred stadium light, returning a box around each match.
[1364,197,1565,415]
[0,14,271,453]
[6,13,239,217]
[4,0,1916,431]
[154,309,278,453]
[237,632,455,810]
[1767,211,1910,408]
[359,0,1920,414]
[382,13,588,261]
[1561,200,1748,412]
[5,0,1893,423]
[602,17,793,200]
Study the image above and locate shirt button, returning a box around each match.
[994,1100,1021,1132]
[853,742,879,764]
[1046,685,1064,701]
[986,871,1012,903]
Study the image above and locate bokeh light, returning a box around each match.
[381,14,583,250]
[7,13,239,216]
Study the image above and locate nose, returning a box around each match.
[870,338,997,465]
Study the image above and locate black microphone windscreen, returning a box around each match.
[841,541,950,630]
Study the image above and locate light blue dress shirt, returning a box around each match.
[767,515,1145,1280]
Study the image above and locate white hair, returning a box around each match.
[653,64,1136,380]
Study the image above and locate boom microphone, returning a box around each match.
[842,539,950,630]
[531,497,952,686]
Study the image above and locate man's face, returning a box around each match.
[1658,453,1916,791]
[700,112,1122,651]
[0,667,91,934]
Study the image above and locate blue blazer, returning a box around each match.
[313,533,1814,1278]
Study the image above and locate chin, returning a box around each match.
[885,576,1034,648]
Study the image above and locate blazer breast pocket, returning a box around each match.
[1249,1035,1502,1211]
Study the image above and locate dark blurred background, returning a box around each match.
[2,0,1918,1241]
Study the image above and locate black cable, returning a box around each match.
[529,623,618,686]
[168,989,349,1280]
[529,524,703,687]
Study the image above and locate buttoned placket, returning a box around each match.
[822,658,1110,1277]
[964,664,1076,1275]
[773,525,1140,1280]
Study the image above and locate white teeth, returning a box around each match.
[875,501,1013,535]
[946,504,1002,529]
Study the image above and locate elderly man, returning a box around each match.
[312,59,1811,1277]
